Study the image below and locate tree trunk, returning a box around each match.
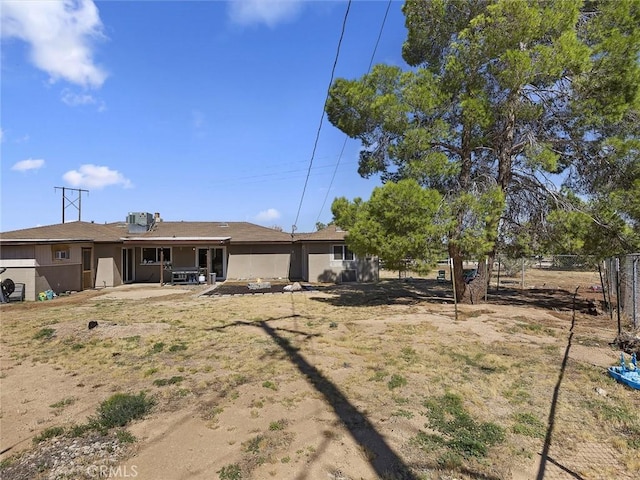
[448,243,467,303]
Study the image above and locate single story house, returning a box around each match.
[0,212,378,301]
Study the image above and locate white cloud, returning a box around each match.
[0,127,4,142]
[61,88,106,111]
[228,0,303,27]
[255,208,281,222]
[1,0,107,88]
[62,164,132,189]
[11,158,45,172]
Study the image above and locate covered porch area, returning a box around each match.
[121,236,231,285]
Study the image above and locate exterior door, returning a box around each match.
[211,247,225,280]
[82,248,93,290]
[197,247,225,281]
[122,248,134,283]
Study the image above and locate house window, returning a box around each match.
[332,245,354,261]
[52,245,70,261]
[141,247,171,264]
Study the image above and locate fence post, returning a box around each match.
[598,261,609,313]
[633,256,638,329]
[616,257,622,335]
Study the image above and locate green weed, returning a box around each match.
[33,426,65,443]
[512,412,545,438]
[387,374,407,390]
[116,429,136,443]
[217,463,242,480]
[33,328,55,341]
[169,343,188,352]
[153,376,184,387]
[49,397,76,409]
[269,419,288,431]
[391,409,414,419]
[401,346,418,364]
[418,393,505,459]
[368,369,388,382]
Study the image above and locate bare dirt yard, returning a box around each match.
[1,269,638,480]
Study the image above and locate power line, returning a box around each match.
[292,0,352,234]
[316,0,394,226]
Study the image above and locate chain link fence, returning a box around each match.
[492,254,638,328]
[603,254,639,329]
[494,255,599,288]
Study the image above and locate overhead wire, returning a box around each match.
[292,0,352,234]
[315,0,394,226]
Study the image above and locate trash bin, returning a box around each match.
[209,273,216,285]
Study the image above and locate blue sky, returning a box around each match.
[1,0,407,233]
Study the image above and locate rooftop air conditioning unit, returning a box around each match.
[126,212,154,233]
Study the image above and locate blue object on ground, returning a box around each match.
[608,353,640,390]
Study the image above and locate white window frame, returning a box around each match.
[52,245,71,261]
[332,244,355,262]
[54,250,69,260]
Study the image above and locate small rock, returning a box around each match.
[88,320,99,330]
[595,387,607,397]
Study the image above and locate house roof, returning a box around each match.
[294,224,347,242]
[0,220,293,244]
[0,221,126,243]
[134,222,292,244]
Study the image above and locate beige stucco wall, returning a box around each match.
[94,244,122,287]
[34,243,89,266]
[227,244,291,280]
[305,243,378,283]
[0,242,87,300]
[307,243,344,283]
[0,265,36,301]
[171,246,198,268]
[37,264,82,294]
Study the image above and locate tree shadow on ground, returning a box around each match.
[312,278,599,314]
[536,288,586,480]
[312,279,453,307]
[209,315,504,479]
[210,316,419,479]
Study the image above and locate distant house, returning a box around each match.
[0,213,378,300]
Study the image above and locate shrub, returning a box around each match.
[96,392,154,429]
